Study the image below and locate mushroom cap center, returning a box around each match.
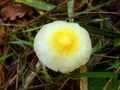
[58,35,72,46]
[49,28,79,56]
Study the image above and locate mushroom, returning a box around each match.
[34,21,92,73]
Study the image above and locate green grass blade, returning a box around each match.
[68,72,117,78]
[66,0,116,20]
[92,40,102,54]
[22,25,42,32]
[67,0,74,22]
[14,0,55,11]
[58,78,69,90]
[8,38,33,46]
[82,25,120,38]
[92,39,110,53]
[0,53,14,61]
[106,61,120,70]
[114,37,120,46]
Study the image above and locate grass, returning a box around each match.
[0,0,120,90]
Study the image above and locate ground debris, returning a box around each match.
[0,1,34,21]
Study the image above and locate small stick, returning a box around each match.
[93,54,119,59]
[25,60,41,88]
[80,65,88,90]
[102,66,120,90]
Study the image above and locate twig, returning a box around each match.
[93,54,119,59]
[26,80,61,90]
[102,66,120,90]
[0,23,22,27]
[86,0,120,34]
[80,65,88,90]
[118,85,120,90]
[51,11,120,16]
[24,60,41,88]
[42,65,53,83]
[58,78,69,90]
[15,55,20,90]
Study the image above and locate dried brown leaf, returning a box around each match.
[0,2,34,20]
[0,0,9,7]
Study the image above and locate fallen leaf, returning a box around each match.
[0,0,9,7]
[0,2,34,20]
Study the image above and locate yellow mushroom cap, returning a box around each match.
[34,21,92,73]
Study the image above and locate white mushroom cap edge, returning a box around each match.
[34,21,92,73]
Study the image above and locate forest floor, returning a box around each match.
[0,0,120,90]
